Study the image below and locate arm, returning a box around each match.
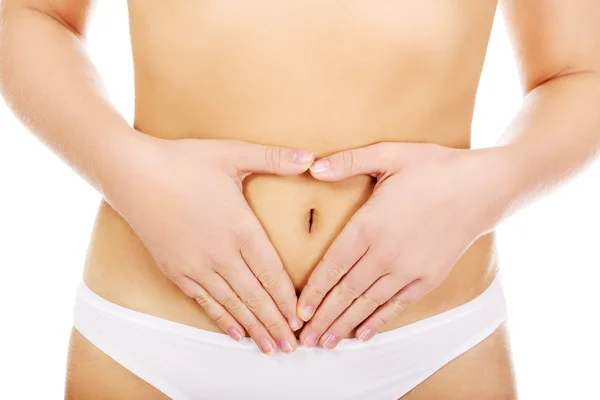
[296,0,600,347]
[0,0,312,353]
[495,0,600,217]
[0,0,136,195]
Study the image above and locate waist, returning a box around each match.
[83,170,499,337]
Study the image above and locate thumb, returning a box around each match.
[309,142,447,181]
[230,141,314,177]
[308,143,391,181]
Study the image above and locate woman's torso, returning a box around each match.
[83,0,500,336]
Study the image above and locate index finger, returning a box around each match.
[239,221,304,331]
[297,220,370,322]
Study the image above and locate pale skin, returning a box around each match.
[299,144,512,348]
[0,0,310,354]
[1,0,599,399]
[100,137,313,354]
[298,1,600,348]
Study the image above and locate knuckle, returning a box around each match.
[325,259,348,281]
[256,269,282,291]
[264,146,273,171]
[194,293,211,308]
[272,296,289,310]
[337,282,360,303]
[390,295,411,313]
[193,261,215,280]
[264,321,283,333]
[157,259,182,280]
[156,259,172,275]
[352,220,374,247]
[205,251,229,271]
[274,146,283,171]
[213,312,229,327]
[172,277,194,298]
[376,249,399,270]
[338,318,356,332]
[223,294,243,312]
[359,295,380,313]
[342,149,356,173]
[244,322,260,335]
[304,282,327,300]
[244,291,266,312]
[377,314,390,327]
[233,223,253,248]
[264,145,281,172]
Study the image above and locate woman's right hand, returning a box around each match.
[103,133,314,355]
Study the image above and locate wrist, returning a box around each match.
[459,146,523,234]
[94,127,159,208]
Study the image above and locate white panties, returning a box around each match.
[72,273,507,400]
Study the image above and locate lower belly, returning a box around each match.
[83,167,499,337]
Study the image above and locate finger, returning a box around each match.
[239,224,304,332]
[309,142,449,181]
[320,273,414,349]
[297,220,369,322]
[299,251,380,347]
[227,140,314,178]
[218,257,298,354]
[355,279,429,342]
[189,271,279,355]
[176,275,245,342]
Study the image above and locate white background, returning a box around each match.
[1,3,599,399]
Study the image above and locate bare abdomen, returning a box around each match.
[82,0,498,335]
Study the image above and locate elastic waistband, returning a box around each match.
[73,271,507,351]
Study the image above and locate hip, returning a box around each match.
[67,271,512,399]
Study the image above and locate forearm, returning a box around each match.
[0,5,141,197]
[490,71,600,222]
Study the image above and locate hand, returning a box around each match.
[297,142,510,349]
[106,134,314,355]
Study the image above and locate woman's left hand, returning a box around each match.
[297,142,512,349]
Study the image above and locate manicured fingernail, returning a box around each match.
[310,159,330,173]
[304,331,319,347]
[279,339,293,354]
[288,317,303,331]
[322,334,340,350]
[292,150,314,165]
[358,329,373,342]
[300,305,315,321]
[259,337,274,356]
[228,328,243,342]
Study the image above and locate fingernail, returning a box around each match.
[288,317,303,331]
[322,334,340,350]
[358,329,373,342]
[228,328,243,342]
[300,305,315,322]
[259,337,274,356]
[304,331,319,347]
[310,159,330,173]
[292,150,314,165]
[279,339,293,354]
